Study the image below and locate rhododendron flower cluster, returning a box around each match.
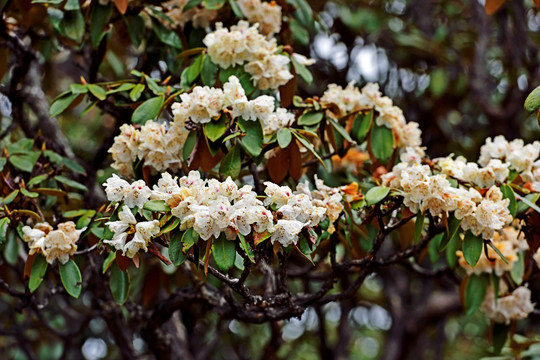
[481,285,535,324]
[162,0,218,29]
[22,222,85,264]
[321,82,424,162]
[236,0,282,36]
[457,225,528,276]
[203,21,297,90]
[478,135,540,192]
[172,76,295,135]
[102,171,346,249]
[382,164,512,239]
[104,206,160,258]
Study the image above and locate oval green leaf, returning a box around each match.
[131,96,164,125]
[59,259,82,298]
[365,186,390,206]
[109,262,129,304]
[212,234,236,271]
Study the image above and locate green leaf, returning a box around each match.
[510,251,524,285]
[2,190,19,205]
[220,144,241,178]
[107,83,135,95]
[212,234,236,271]
[201,55,218,86]
[352,111,372,142]
[370,123,394,163]
[62,209,96,218]
[145,75,166,95]
[183,131,198,161]
[440,216,462,251]
[102,251,116,273]
[109,263,129,304]
[428,233,444,263]
[29,255,48,293]
[184,54,204,86]
[298,111,323,126]
[182,228,198,253]
[228,0,243,17]
[277,128,292,148]
[54,175,88,192]
[289,18,309,45]
[365,186,390,206]
[0,217,10,247]
[125,14,146,48]
[129,84,145,102]
[328,116,354,143]
[50,92,79,117]
[0,158,5,172]
[20,188,39,198]
[62,157,86,174]
[204,0,226,10]
[131,96,164,124]
[238,234,254,263]
[516,193,540,215]
[151,17,183,49]
[62,10,85,43]
[204,114,227,142]
[491,323,509,354]
[291,56,313,84]
[70,84,88,94]
[500,184,517,218]
[465,273,489,315]
[292,130,325,167]
[524,84,540,113]
[4,229,19,265]
[169,231,188,266]
[445,225,462,268]
[238,118,263,157]
[462,230,483,267]
[143,200,171,212]
[59,259,82,298]
[87,84,107,101]
[184,0,203,10]
[9,153,39,173]
[90,2,113,48]
[414,212,425,244]
[486,241,509,264]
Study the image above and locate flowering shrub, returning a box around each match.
[2,0,540,358]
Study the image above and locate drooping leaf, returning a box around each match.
[212,234,236,271]
[151,17,183,49]
[50,92,80,117]
[169,231,188,266]
[291,56,313,84]
[125,14,146,48]
[298,111,323,126]
[462,230,483,267]
[143,200,171,212]
[500,184,517,217]
[238,234,254,263]
[129,83,145,102]
[59,259,82,298]
[29,255,48,293]
[352,111,372,142]
[414,212,425,244]
[109,262,129,304]
[491,323,509,354]
[465,274,489,315]
[220,144,241,178]
[201,55,218,86]
[182,228,198,253]
[370,123,394,163]
[238,118,263,157]
[90,2,112,47]
[510,252,524,285]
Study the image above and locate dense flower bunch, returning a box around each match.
[163,0,218,29]
[321,82,424,162]
[481,285,535,324]
[22,222,85,264]
[236,0,282,36]
[479,135,540,191]
[104,206,160,258]
[172,75,295,134]
[203,21,296,90]
[457,225,528,276]
[103,171,345,249]
[109,76,296,177]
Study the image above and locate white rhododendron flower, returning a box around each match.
[271,220,305,247]
[163,0,217,29]
[22,222,85,264]
[236,0,282,36]
[203,21,293,90]
[105,206,160,258]
[481,286,535,324]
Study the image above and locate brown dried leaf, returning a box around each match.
[485,0,506,15]
[267,148,290,183]
[113,0,128,14]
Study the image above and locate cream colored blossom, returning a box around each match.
[22,221,84,264]
[245,54,293,90]
[164,0,218,29]
[109,124,140,178]
[236,0,282,36]
[481,286,535,324]
[271,219,305,247]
